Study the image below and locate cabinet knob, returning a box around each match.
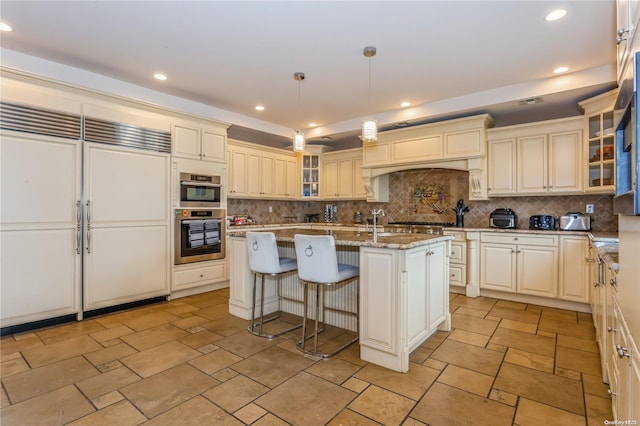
[610,278,616,286]
[608,389,616,396]
[514,237,518,241]
[200,274,204,278]
[593,282,600,288]
[616,344,631,358]
[607,326,617,333]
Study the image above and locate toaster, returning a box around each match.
[529,215,557,230]
[490,208,517,229]
[559,213,591,231]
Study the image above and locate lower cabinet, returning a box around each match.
[172,260,228,292]
[480,232,558,298]
[359,241,450,372]
[444,230,467,290]
[558,235,589,302]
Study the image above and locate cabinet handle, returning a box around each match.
[86,200,92,254]
[516,250,521,254]
[617,28,629,44]
[608,389,616,396]
[610,278,616,286]
[593,282,600,288]
[616,344,631,358]
[76,200,82,255]
[607,326,617,333]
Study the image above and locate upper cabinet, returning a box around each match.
[362,114,493,169]
[322,149,366,200]
[579,90,617,194]
[227,140,298,200]
[487,117,584,196]
[301,154,321,199]
[616,0,640,82]
[173,121,227,163]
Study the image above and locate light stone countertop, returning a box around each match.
[228,227,453,249]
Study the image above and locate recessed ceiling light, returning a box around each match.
[255,105,265,111]
[153,73,167,81]
[553,66,569,74]
[546,9,567,21]
[400,101,411,108]
[309,122,317,127]
[0,22,13,32]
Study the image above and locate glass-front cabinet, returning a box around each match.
[302,154,320,198]
[580,90,617,193]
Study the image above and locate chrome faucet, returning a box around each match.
[371,209,385,242]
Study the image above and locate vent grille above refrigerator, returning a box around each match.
[83,117,171,153]
[0,101,81,139]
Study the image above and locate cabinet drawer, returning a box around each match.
[449,264,466,287]
[481,232,558,247]
[173,262,227,290]
[450,241,466,264]
[444,231,465,241]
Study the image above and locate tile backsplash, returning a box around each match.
[228,169,617,232]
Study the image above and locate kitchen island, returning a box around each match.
[227,228,453,372]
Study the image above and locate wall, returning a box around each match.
[228,169,618,232]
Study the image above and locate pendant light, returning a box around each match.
[362,46,378,143]
[293,72,306,152]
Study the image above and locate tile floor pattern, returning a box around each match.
[1,290,613,425]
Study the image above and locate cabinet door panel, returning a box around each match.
[201,131,225,162]
[337,159,354,197]
[85,143,169,223]
[173,125,200,159]
[393,136,442,163]
[260,155,275,196]
[517,245,558,297]
[285,158,298,198]
[1,229,80,324]
[230,149,248,195]
[517,135,547,193]
[353,158,366,198]
[323,160,338,198]
[549,131,582,192]
[481,244,516,291]
[488,139,516,195]
[274,156,287,197]
[84,225,169,310]
[246,152,262,196]
[1,134,81,224]
[427,243,448,330]
[559,236,589,302]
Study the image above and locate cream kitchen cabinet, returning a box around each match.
[558,235,590,303]
[172,260,228,293]
[247,150,275,197]
[444,230,467,290]
[579,90,617,194]
[274,154,298,198]
[227,144,249,196]
[322,148,365,200]
[487,117,584,196]
[480,232,558,298]
[173,122,227,163]
[228,140,298,200]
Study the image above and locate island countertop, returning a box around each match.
[228,227,453,249]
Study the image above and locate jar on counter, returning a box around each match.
[354,211,363,223]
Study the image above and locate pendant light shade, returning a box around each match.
[362,46,378,143]
[293,72,306,152]
[293,129,305,152]
[362,119,377,142]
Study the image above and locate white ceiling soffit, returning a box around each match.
[0,1,617,149]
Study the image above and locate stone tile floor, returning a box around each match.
[0,289,613,425]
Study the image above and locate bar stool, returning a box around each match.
[293,234,359,358]
[246,231,300,339]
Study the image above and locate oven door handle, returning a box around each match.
[180,181,221,188]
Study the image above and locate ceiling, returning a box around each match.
[0,1,618,150]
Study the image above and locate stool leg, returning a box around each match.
[313,283,321,354]
[300,281,309,353]
[258,273,265,335]
[249,272,258,334]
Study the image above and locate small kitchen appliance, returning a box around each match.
[559,212,591,231]
[529,215,557,230]
[490,208,517,229]
[179,172,222,208]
